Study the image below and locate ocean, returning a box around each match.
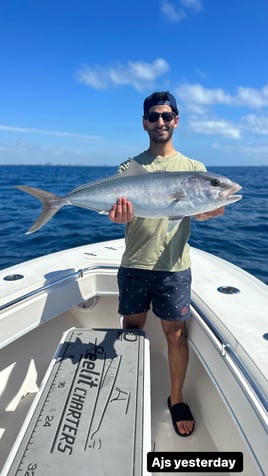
[0,165,267,285]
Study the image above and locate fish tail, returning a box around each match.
[15,185,65,234]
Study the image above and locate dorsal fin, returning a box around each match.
[120,160,149,176]
[70,161,148,195]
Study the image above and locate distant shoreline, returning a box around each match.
[0,163,267,168]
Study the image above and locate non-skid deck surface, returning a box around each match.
[4,328,148,475]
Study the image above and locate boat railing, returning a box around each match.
[0,265,118,312]
[190,301,268,418]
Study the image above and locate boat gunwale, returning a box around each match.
[190,300,268,418]
[0,265,118,312]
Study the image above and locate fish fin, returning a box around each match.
[15,185,65,234]
[69,160,148,196]
[169,192,186,201]
[70,160,148,194]
[120,160,149,176]
[166,217,184,234]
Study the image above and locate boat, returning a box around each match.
[0,238,267,475]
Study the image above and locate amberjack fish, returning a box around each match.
[15,160,242,234]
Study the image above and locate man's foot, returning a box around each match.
[167,397,195,437]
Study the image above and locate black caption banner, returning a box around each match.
[147,452,243,473]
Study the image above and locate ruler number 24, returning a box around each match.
[24,463,37,475]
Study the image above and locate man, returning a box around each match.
[109,91,224,436]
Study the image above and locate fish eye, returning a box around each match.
[210,178,221,187]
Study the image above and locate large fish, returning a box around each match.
[15,160,242,234]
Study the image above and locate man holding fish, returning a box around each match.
[16,90,241,435]
[109,91,224,437]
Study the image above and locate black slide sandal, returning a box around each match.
[167,396,195,437]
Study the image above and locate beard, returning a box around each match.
[148,125,174,144]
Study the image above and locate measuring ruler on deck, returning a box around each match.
[3,328,147,475]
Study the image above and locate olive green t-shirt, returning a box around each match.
[120,151,206,271]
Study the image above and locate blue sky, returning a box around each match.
[0,0,268,166]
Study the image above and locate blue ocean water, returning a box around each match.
[0,165,267,284]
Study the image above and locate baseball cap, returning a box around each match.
[143,91,178,117]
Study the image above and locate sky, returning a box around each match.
[0,0,268,166]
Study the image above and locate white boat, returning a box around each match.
[0,239,267,475]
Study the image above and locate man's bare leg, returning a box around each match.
[122,312,147,330]
[161,320,194,435]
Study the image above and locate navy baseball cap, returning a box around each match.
[143,91,178,117]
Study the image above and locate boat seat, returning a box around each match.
[3,328,151,475]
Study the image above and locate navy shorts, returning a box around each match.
[117,267,192,321]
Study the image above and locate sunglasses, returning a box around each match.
[146,111,176,123]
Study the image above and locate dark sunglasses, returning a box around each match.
[146,111,176,123]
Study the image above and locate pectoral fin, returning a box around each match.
[169,192,186,201]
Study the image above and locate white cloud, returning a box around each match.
[212,141,268,159]
[236,85,268,107]
[76,66,108,89]
[241,114,268,135]
[176,83,232,112]
[76,59,169,91]
[161,1,186,22]
[188,117,241,139]
[181,0,202,11]
[186,110,268,141]
[161,0,202,23]
[0,125,100,141]
[176,82,268,112]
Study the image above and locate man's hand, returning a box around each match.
[195,206,225,221]
[109,197,134,223]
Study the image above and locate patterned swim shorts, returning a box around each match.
[117,267,192,321]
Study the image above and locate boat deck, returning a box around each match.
[0,316,232,476]
[1,239,267,475]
